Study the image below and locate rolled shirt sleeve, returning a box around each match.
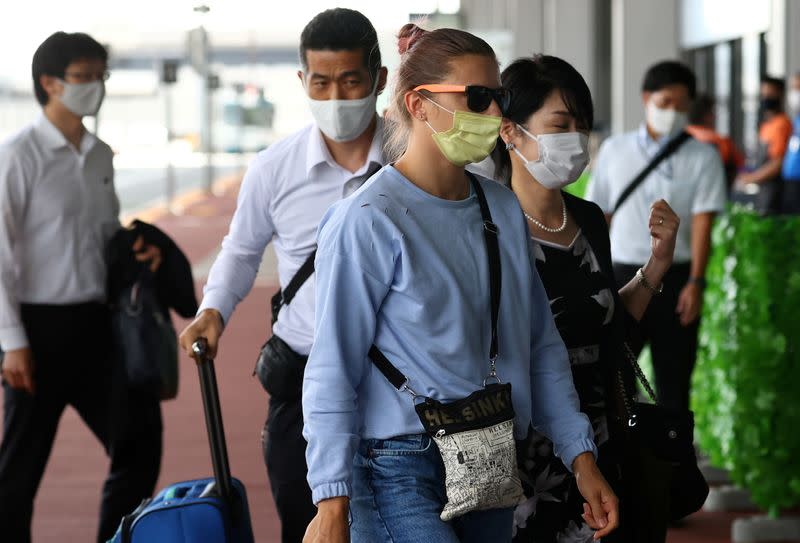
[691,145,727,215]
[199,160,275,324]
[0,148,30,351]
[527,238,597,472]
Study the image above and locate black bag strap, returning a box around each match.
[472,173,501,362]
[367,345,408,390]
[271,249,317,324]
[616,342,659,423]
[270,164,382,324]
[367,173,501,391]
[612,131,692,214]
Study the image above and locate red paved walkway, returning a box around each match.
[2,179,754,542]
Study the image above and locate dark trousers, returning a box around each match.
[260,336,316,543]
[613,263,700,411]
[782,181,800,214]
[0,303,162,543]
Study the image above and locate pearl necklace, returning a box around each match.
[524,198,568,233]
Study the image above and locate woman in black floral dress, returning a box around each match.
[489,56,680,542]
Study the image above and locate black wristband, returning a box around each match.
[689,276,707,289]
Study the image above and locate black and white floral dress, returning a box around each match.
[513,230,615,543]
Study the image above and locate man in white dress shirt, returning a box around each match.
[179,9,387,542]
[0,32,163,543]
[586,60,726,412]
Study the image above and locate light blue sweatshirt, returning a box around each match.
[303,165,596,505]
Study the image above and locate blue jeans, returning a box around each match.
[351,434,514,543]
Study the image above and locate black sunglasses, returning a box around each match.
[414,84,512,115]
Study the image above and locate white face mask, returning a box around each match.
[58,80,105,117]
[788,90,800,114]
[307,78,378,142]
[646,100,688,137]
[513,125,590,190]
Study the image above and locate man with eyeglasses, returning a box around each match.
[0,32,162,543]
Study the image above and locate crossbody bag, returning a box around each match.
[617,343,709,522]
[253,250,317,399]
[367,173,524,521]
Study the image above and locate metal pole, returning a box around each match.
[164,83,176,212]
[205,68,214,194]
[198,21,214,195]
[191,6,213,194]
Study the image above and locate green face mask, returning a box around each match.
[423,96,502,167]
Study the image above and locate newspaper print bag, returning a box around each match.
[415,382,524,521]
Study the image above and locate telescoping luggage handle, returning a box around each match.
[192,338,234,506]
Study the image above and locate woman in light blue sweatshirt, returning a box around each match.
[302,24,619,543]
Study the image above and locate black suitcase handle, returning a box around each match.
[192,338,234,506]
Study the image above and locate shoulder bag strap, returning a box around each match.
[612,131,692,215]
[271,249,317,324]
[616,342,659,422]
[367,173,501,390]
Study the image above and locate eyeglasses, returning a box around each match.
[64,70,111,83]
[414,84,511,115]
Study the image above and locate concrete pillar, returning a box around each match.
[460,0,544,60]
[541,0,597,105]
[459,0,608,126]
[785,0,800,77]
[766,0,786,77]
[510,0,545,59]
[611,0,679,133]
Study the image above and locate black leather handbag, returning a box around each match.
[618,343,709,522]
[254,335,306,401]
[112,270,179,400]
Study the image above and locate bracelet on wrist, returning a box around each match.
[688,276,707,289]
[636,267,663,294]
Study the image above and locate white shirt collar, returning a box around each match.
[305,115,385,177]
[638,123,661,147]
[33,112,98,156]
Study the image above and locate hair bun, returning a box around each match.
[398,23,427,55]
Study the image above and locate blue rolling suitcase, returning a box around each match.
[109,339,255,543]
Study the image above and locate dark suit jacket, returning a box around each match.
[107,220,198,318]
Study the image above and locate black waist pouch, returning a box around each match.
[253,335,307,401]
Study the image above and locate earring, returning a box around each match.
[505,142,515,151]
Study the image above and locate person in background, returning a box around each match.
[302,24,618,543]
[780,73,800,213]
[686,93,744,190]
[178,9,387,543]
[736,76,792,212]
[586,60,726,413]
[493,54,679,543]
[0,32,162,543]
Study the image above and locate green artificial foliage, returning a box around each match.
[564,172,590,198]
[693,205,800,517]
[636,346,656,405]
